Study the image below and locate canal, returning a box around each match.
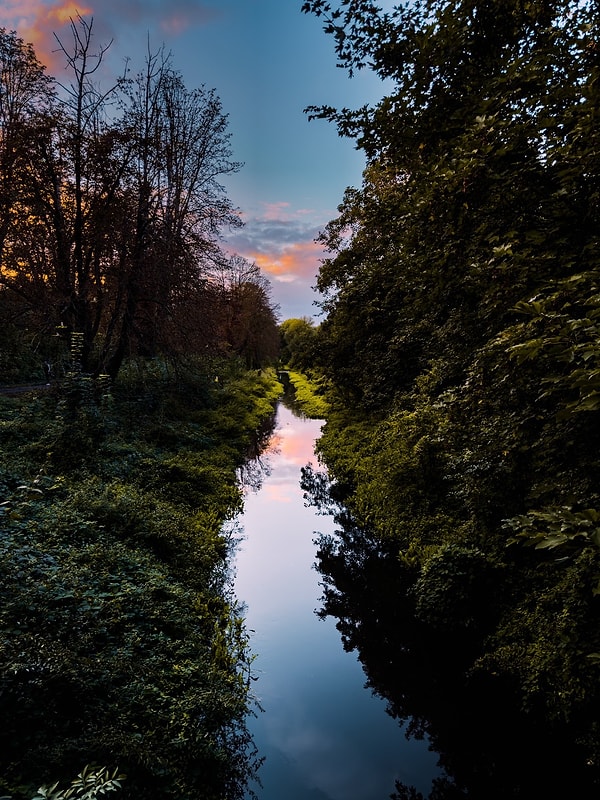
[233,401,438,800]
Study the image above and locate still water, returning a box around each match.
[233,402,438,800]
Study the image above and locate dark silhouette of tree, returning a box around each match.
[0,17,276,381]
[0,28,54,263]
[213,255,280,368]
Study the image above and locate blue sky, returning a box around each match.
[2,0,392,319]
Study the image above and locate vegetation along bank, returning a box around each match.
[0,16,282,800]
[296,2,600,797]
[0,361,283,800]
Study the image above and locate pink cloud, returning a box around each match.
[243,424,320,504]
[264,484,293,504]
[161,14,190,35]
[257,202,320,225]
[260,201,292,221]
[158,3,220,35]
[249,240,324,283]
[279,425,316,464]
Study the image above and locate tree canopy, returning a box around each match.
[301,1,600,793]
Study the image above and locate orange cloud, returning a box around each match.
[49,1,91,25]
[249,239,325,283]
[0,0,93,70]
[1,1,217,73]
[224,202,330,315]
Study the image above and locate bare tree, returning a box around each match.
[103,47,243,378]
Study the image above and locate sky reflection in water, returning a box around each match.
[233,404,437,800]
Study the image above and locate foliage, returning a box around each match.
[279,318,319,372]
[279,319,330,416]
[31,766,125,800]
[0,364,281,799]
[284,370,330,419]
[301,0,600,793]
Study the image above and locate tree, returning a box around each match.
[304,0,597,406]
[279,317,318,370]
[0,28,54,268]
[212,255,280,368]
[0,17,252,382]
[102,46,243,377]
[0,16,132,374]
[301,0,600,780]
[0,28,57,373]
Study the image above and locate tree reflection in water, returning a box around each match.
[302,465,599,800]
[237,407,279,492]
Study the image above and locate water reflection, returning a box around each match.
[237,408,279,492]
[301,466,600,799]
[234,402,438,799]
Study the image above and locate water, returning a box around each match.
[233,402,438,800]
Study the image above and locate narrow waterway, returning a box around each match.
[233,401,438,800]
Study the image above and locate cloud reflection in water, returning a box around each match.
[234,404,438,799]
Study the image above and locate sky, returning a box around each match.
[0,0,392,320]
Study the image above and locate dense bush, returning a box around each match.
[0,361,282,799]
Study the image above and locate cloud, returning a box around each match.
[249,240,325,283]
[254,424,321,504]
[227,201,326,283]
[0,0,219,70]
[261,201,292,221]
[264,484,293,504]
[0,1,92,70]
[225,201,331,319]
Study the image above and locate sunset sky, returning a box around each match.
[1,0,391,320]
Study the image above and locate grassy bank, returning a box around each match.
[0,360,282,800]
[283,370,330,419]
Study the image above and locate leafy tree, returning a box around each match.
[301,0,600,786]
[304,0,599,406]
[279,317,318,370]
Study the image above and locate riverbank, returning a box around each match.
[0,360,283,800]
[278,369,329,419]
[306,397,600,797]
